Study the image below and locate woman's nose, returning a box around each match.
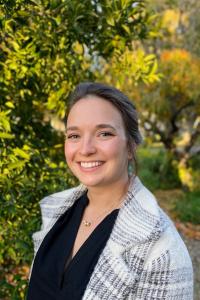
[79,137,96,156]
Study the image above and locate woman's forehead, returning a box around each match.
[67,97,124,127]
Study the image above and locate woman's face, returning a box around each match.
[65,96,131,188]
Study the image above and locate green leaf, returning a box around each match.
[122,24,131,35]
[7,161,26,170]
[72,41,84,55]
[0,117,11,132]
[0,132,14,139]
[11,41,20,51]
[13,148,30,160]
[5,101,15,109]
[144,54,156,62]
[150,59,158,75]
[107,16,115,26]
[8,247,17,260]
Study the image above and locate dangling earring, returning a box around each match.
[128,160,134,177]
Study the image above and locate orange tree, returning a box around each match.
[0,0,160,298]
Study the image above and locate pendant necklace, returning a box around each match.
[82,197,125,227]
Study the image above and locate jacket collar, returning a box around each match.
[40,176,161,252]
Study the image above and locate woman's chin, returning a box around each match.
[76,174,106,188]
[80,178,103,188]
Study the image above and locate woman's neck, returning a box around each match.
[86,177,130,211]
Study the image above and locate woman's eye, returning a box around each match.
[99,132,114,137]
[66,134,80,140]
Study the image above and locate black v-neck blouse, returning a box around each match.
[27,193,119,300]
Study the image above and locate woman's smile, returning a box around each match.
[78,161,105,171]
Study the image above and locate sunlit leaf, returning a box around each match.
[5,101,15,109]
[0,132,14,139]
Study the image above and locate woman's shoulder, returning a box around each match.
[31,184,87,255]
[40,186,79,205]
[130,177,192,254]
[133,178,160,215]
[37,184,87,231]
[132,178,192,269]
[39,184,87,207]
[149,213,192,264]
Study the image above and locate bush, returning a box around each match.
[174,191,200,225]
[137,146,181,191]
[0,146,78,299]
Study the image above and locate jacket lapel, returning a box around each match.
[32,184,87,254]
[82,177,162,299]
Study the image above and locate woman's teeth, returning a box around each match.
[80,161,102,168]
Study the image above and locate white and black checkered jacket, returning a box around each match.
[30,177,193,299]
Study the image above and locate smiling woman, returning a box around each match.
[27,82,193,300]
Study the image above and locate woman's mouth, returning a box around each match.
[78,161,104,171]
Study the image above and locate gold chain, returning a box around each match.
[82,196,125,227]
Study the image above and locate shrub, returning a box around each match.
[174,191,200,225]
[137,146,181,190]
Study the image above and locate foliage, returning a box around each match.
[138,146,200,226]
[174,190,200,225]
[98,47,161,88]
[139,49,200,139]
[0,0,160,298]
[104,46,200,190]
[137,146,180,191]
[141,0,200,189]
[138,49,200,190]
[146,0,200,56]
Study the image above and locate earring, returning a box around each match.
[128,161,134,176]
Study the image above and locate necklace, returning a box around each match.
[82,196,125,227]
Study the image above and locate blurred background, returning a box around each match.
[0,0,199,299]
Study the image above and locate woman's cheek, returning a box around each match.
[64,143,75,162]
[102,138,127,155]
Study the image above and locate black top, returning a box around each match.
[27,193,119,300]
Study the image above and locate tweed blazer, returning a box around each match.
[30,177,193,299]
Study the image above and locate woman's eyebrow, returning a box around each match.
[95,124,116,131]
[66,126,79,132]
[66,124,117,131]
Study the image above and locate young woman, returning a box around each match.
[27,82,193,299]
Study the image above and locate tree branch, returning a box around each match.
[170,101,194,133]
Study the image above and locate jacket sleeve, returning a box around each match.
[133,226,193,299]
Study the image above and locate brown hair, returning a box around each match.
[66,82,143,174]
